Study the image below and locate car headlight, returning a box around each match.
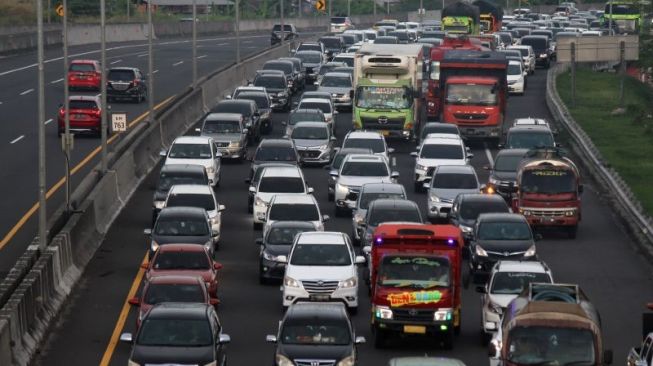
[204,362,217,366]
[489,302,503,315]
[263,250,282,262]
[434,308,453,321]
[150,240,159,252]
[524,244,536,257]
[275,354,294,366]
[206,166,215,174]
[154,200,165,209]
[337,355,355,366]
[429,194,440,203]
[475,245,488,257]
[415,163,427,171]
[229,141,241,147]
[374,305,393,319]
[210,216,220,226]
[354,212,365,225]
[128,360,141,366]
[564,209,575,217]
[339,276,357,288]
[540,53,547,57]
[460,225,473,234]
[520,208,532,216]
[283,276,300,288]
[314,144,328,151]
[332,93,338,97]
[255,196,267,207]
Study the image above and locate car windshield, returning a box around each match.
[331,17,347,24]
[522,39,547,50]
[299,102,331,114]
[343,138,385,153]
[289,111,324,125]
[154,217,209,236]
[143,283,205,304]
[158,173,206,191]
[507,131,555,149]
[355,86,411,109]
[290,243,351,266]
[433,173,477,189]
[320,38,341,47]
[375,37,399,44]
[264,63,292,75]
[138,318,212,347]
[333,56,354,67]
[491,272,552,295]
[254,76,285,89]
[508,63,522,75]
[281,321,351,345]
[379,256,450,289]
[258,177,304,193]
[420,144,463,159]
[203,119,241,134]
[360,192,405,209]
[68,100,98,110]
[273,24,293,31]
[269,204,319,221]
[368,207,421,226]
[321,76,351,87]
[166,193,215,211]
[297,52,322,64]
[212,103,250,116]
[255,146,296,162]
[521,169,576,194]
[292,126,328,140]
[267,226,313,245]
[495,154,524,171]
[298,44,322,52]
[446,84,498,106]
[477,221,531,240]
[366,33,377,40]
[108,69,135,81]
[341,161,388,177]
[69,63,95,72]
[153,250,210,270]
[238,94,269,109]
[507,327,595,366]
[168,143,212,159]
[460,201,509,220]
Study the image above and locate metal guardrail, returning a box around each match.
[546,64,653,254]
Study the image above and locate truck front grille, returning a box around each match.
[361,116,405,130]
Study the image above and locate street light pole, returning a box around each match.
[419,0,424,24]
[373,0,376,17]
[37,0,47,249]
[280,0,285,45]
[148,1,154,124]
[192,0,197,88]
[608,0,613,33]
[63,0,72,214]
[127,0,130,21]
[100,0,108,173]
[235,0,240,62]
[347,0,350,16]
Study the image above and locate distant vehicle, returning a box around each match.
[426,165,481,222]
[210,99,262,143]
[351,183,407,244]
[501,125,556,150]
[412,134,472,192]
[317,72,353,110]
[332,52,355,67]
[271,23,298,45]
[252,70,291,111]
[417,122,462,145]
[163,184,225,245]
[107,67,147,103]
[485,148,529,200]
[326,147,374,202]
[284,108,326,136]
[290,121,336,165]
[235,91,272,134]
[448,193,510,246]
[68,59,101,90]
[520,35,552,68]
[251,165,311,230]
[263,60,299,93]
[342,130,393,160]
[294,50,325,83]
[315,61,347,85]
[161,136,221,188]
[263,194,327,236]
[508,45,536,74]
[359,198,423,247]
[57,95,102,137]
[507,59,526,95]
[296,97,337,131]
[330,16,354,33]
[151,164,209,223]
[318,36,346,58]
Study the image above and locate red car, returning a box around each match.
[128,274,218,328]
[68,59,102,90]
[144,244,222,298]
[57,95,103,136]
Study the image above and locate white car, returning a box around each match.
[332,52,355,67]
[512,117,550,128]
[296,97,337,129]
[229,85,267,99]
[478,260,553,343]
[362,29,378,43]
[250,166,312,230]
[162,136,221,187]
[263,194,329,235]
[342,130,394,161]
[164,184,226,244]
[281,231,365,311]
[508,45,535,75]
[507,60,526,95]
[411,133,472,192]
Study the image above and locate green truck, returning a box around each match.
[442,1,481,35]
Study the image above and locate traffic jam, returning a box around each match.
[91,2,645,365]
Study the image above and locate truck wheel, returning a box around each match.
[373,330,387,349]
[481,331,491,345]
[253,222,262,230]
[442,329,454,350]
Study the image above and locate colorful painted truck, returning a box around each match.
[442,1,481,35]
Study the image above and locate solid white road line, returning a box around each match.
[484,143,494,168]
[50,78,64,84]
[44,119,53,125]
[110,59,122,65]
[172,61,184,67]
[10,135,25,144]
[197,55,207,59]
[19,89,34,96]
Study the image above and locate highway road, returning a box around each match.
[0,31,307,277]
[32,62,653,366]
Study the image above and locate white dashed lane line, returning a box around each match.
[110,59,122,65]
[197,55,207,59]
[19,89,34,96]
[10,135,25,144]
[50,78,64,84]
[44,118,53,125]
[172,61,184,67]
[484,143,494,168]
[137,53,148,58]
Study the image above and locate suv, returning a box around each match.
[427,165,481,222]
[412,134,472,192]
[279,57,306,90]
[257,221,317,284]
[360,198,423,248]
[264,194,328,234]
[68,59,101,90]
[477,260,553,343]
[417,122,461,145]
[235,91,272,134]
[469,213,539,283]
[164,184,225,245]
[485,148,528,200]
[317,72,353,110]
[448,193,510,246]
[294,42,326,55]
[319,36,345,58]
[502,125,556,150]
[342,130,393,160]
[520,35,551,68]
[265,302,365,365]
[296,98,337,131]
[161,136,221,188]
[285,108,326,136]
[281,232,365,311]
[210,99,261,143]
[263,60,299,93]
[251,166,312,230]
[326,148,373,202]
[508,45,536,74]
[291,121,336,165]
[271,23,298,45]
[507,60,526,95]
[316,61,347,85]
[331,154,399,216]
[107,67,147,102]
[253,71,291,111]
[197,113,248,161]
[246,163,297,213]
[295,50,325,83]
[351,183,407,244]
[121,303,230,366]
[57,95,102,136]
[151,164,209,223]
[250,138,299,177]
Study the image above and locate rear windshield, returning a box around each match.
[264,62,293,75]
[298,44,322,52]
[321,75,351,87]
[108,69,135,81]
[69,63,95,72]
[153,251,210,270]
[299,102,332,114]
[269,204,319,221]
[255,146,296,162]
[433,173,477,189]
[343,138,384,153]
[333,56,354,67]
[320,38,341,47]
[341,161,388,177]
[154,217,209,236]
[166,193,215,211]
[254,75,285,89]
[491,272,552,295]
[212,103,250,116]
[273,24,293,31]
[375,37,398,44]
[297,52,323,64]
[460,200,509,220]
[521,38,547,50]
[158,172,207,191]
[259,177,304,193]
[144,283,205,304]
[331,17,347,24]
[368,207,421,226]
[68,100,98,109]
[507,131,555,149]
[494,154,524,171]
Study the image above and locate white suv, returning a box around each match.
[250,166,312,230]
[281,231,365,311]
[263,194,329,235]
[477,260,553,343]
[162,136,222,188]
[411,133,472,192]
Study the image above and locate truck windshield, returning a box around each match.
[491,272,552,295]
[355,86,411,109]
[446,84,498,106]
[521,169,576,194]
[379,256,450,288]
[507,327,596,366]
[444,25,470,33]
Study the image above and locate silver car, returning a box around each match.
[427,165,481,221]
[289,121,336,165]
[317,72,353,110]
[294,50,324,82]
[197,113,248,161]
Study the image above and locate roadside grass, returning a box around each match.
[556,67,653,216]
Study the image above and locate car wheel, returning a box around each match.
[253,222,262,230]
[442,329,454,350]
[373,329,387,349]
[348,306,358,315]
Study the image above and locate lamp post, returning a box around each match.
[37,0,47,249]
[100,0,108,174]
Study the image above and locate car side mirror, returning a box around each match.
[355,256,366,264]
[214,262,223,270]
[225,95,232,100]
[212,229,220,236]
[387,147,395,154]
[467,153,474,159]
[497,143,504,149]
[475,286,487,293]
[218,334,231,344]
[603,350,613,365]
[266,334,278,343]
[307,187,314,194]
[242,128,249,134]
[256,238,264,245]
[323,215,330,222]
[128,297,140,306]
[159,149,168,157]
[423,182,430,189]
[281,121,288,126]
[277,255,287,264]
[143,228,152,236]
[362,246,371,254]
[410,151,418,157]
[330,136,337,141]
[534,233,543,241]
[391,171,399,179]
[58,103,64,108]
[354,336,366,344]
[488,342,499,358]
[329,171,339,178]
[218,204,226,212]
[249,186,256,193]
[119,333,133,343]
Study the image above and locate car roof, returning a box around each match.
[259,138,294,147]
[344,154,385,163]
[369,198,418,210]
[270,194,315,205]
[205,112,243,121]
[108,66,138,71]
[361,182,405,194]
[158,206,208,218]
[295,50,322,55]
[293,121,329,129]
[291,108,325,116]
[157,243,208,252]
[334,53,355,58]
[509,60,522,66]
[336,147,373,155]
[423,135,464,145]
[217,99,255,107]
[299,98,330,104]
[508,125,553,133]
[160,164,206,174]
[261,166,302,178]
[257,69,285,76]
[346,130,383,139]
[514,117,548,125]
[435,165,475,174]
[265,59,293,65]
[322,72,351,78]
[494,260,550,273]
[296,231,346,245]
[172,136,212,145]
[168,184,213,195]
[147,302,210,320]
[237,91,268,98]
[286,302,348,321]
[477,212,528,223]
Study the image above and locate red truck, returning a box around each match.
[438,50,508,145]
[511,148,583,238]
[364,223,463,349]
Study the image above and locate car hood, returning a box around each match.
[475,239,534,253]
[277,344,352,363]
[417,158,467,168]
[430,188,479,201]
[338,176,392,188]
[153,235,211,245]
[293,139,329,148]
[488,293,518,309]
[492,171,517,182]
[286,264,355,281]
[318,86,351,95]
[205,133,242,143]
[131,344,214,365]
[164,157,213,168]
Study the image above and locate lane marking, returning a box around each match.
[0,95,175,250]
[172,61,184,67]
[109,59,122,65]
[217,42,228,46]
[19,89,34,96]
[44,118,53,125]
[10,135,25,144]
[484,143,494,168]
[98,253,148,366]
[197,55,207,59]
[243,40,253,44]
[151,69,159,75]
[50,78,64,84]
[137,53,148,57]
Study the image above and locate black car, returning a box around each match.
[520,35,551,68]
[340,34,357,48]
[319,36,345,59]
[253,71,291,111]
[121,303,230,366]
[388,30,411,44]
[271,23,298,45]
[325,147,373,201]
[256,221,316,283]
[250,138,299,181]
[263,60,299,93]
[469,213,539,283]
[145,206,214,259]
[246,162,297,213]
[360,199,423,248]
[418,122,462,144]
[266,302,365,366]
[448,193,510,247]
[235,91,272,134]
[422,30,446,39]
[278,57,306,90]
[502,125,556,150]
[485,148,529,200]
[152,164,209,224]
[107,67,147,103]
[210,99,261,142]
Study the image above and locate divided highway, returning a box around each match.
[33,64,653,365]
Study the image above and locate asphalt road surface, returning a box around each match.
[33,65,653,366]
[0,32,310,276]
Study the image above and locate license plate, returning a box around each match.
[74,114,86,119]
[465,128,476,135]
[403,325,426,334]
[381,130,390,136]
[310,295,330,301]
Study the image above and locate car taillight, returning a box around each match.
[93,109,101,118]
[59,108,65,116]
